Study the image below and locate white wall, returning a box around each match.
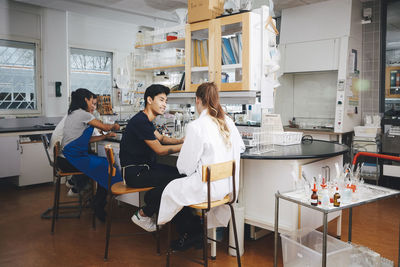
[41,8,68,117]
[0,0,168,117]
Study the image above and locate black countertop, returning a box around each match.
[241,140,349,160]
[0,117,63,134]
[102,137,348,160]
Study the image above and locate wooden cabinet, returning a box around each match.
[185,12,261,92]
[385,66,400,98]
[185,20,214,92]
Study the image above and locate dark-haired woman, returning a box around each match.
[62,88,122,221]
[157,82,245,249]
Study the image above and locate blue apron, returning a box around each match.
[63,126,122,189]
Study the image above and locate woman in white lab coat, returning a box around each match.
[157,82,245,249]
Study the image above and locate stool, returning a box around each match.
[103,145,161,260]
[166,160,241,267]
[40,138,95,233]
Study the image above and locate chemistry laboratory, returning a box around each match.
[0,0,399,266]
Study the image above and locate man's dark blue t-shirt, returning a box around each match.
[120,111,157,169]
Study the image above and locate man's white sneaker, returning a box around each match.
[67,188,79,198]
[131,210,157,232]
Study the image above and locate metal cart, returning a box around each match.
[273,152,400,267]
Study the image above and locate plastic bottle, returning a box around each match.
[247,105,252,123]
[321,184,330,208]
[333,187,341,207]
[135,30,144,46]
[311,183,318,206]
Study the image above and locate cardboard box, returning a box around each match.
[188,0,224,24]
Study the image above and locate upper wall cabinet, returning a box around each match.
[281,39,340,73]
[185,12,262,91]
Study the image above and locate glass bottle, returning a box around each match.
[333,187,341,207]
[311,184,318,206]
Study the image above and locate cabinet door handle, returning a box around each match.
[17,140,19,151]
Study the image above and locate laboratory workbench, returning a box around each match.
[0,116,62,136]
[0,116,62,185]
[283,127,353,143]
[240,141,349,238]
[241,140,349,160]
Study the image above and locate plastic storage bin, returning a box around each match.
[354,126,380,138]
[272,132,302,146]
[281,229,353,267]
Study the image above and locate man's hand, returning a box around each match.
[106,132,117,138]
[112,123,120,131]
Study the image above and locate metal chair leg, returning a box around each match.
[229,204,241,267]
[92,181,96,229]
[166,222,171,267]
[104,195,114,261]
[51,176,61,234]
[202,210,208,267]
[155,213,161,255]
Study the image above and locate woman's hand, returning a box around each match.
[112,123,120,131]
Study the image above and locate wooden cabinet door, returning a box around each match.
[217,12,250,91]
[185,20,215,92]
[385,66,400,98]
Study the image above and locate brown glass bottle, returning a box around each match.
[311,184,318,206]
[333,187,341,207]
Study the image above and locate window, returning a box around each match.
[70,48,113,96]
[0,40,38,112]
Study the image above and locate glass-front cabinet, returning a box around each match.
[185,12,261,92]
[216,13,245,91]
[382,0,400,123]
[185,20,213,92]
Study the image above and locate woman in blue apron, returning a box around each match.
[62,88,122,221]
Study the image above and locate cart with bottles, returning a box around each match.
[273,152,400,267]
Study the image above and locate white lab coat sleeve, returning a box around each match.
[176,122,203,176]
[227,117,245,153]
[233,126,245,153]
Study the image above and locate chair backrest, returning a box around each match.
[201,160,236,210]
[41,134,53,167]
[104,145,116,191]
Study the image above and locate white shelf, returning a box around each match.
[165,90,258,104]
[135,38,185,49]
[191,66,209,72]
[222,63,242,70]
[135,64,185,72]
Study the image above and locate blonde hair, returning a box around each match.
[196,82,231,148]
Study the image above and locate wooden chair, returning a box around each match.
[166,160,241,267]
[103,145,161,260]
[41,138,91,233]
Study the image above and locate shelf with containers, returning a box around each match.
[185,11,264,92]
[385,65,400,98]
[133,25,186,93]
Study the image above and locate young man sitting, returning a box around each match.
[119,84,184,232]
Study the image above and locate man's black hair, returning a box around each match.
[144,84,170,107]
